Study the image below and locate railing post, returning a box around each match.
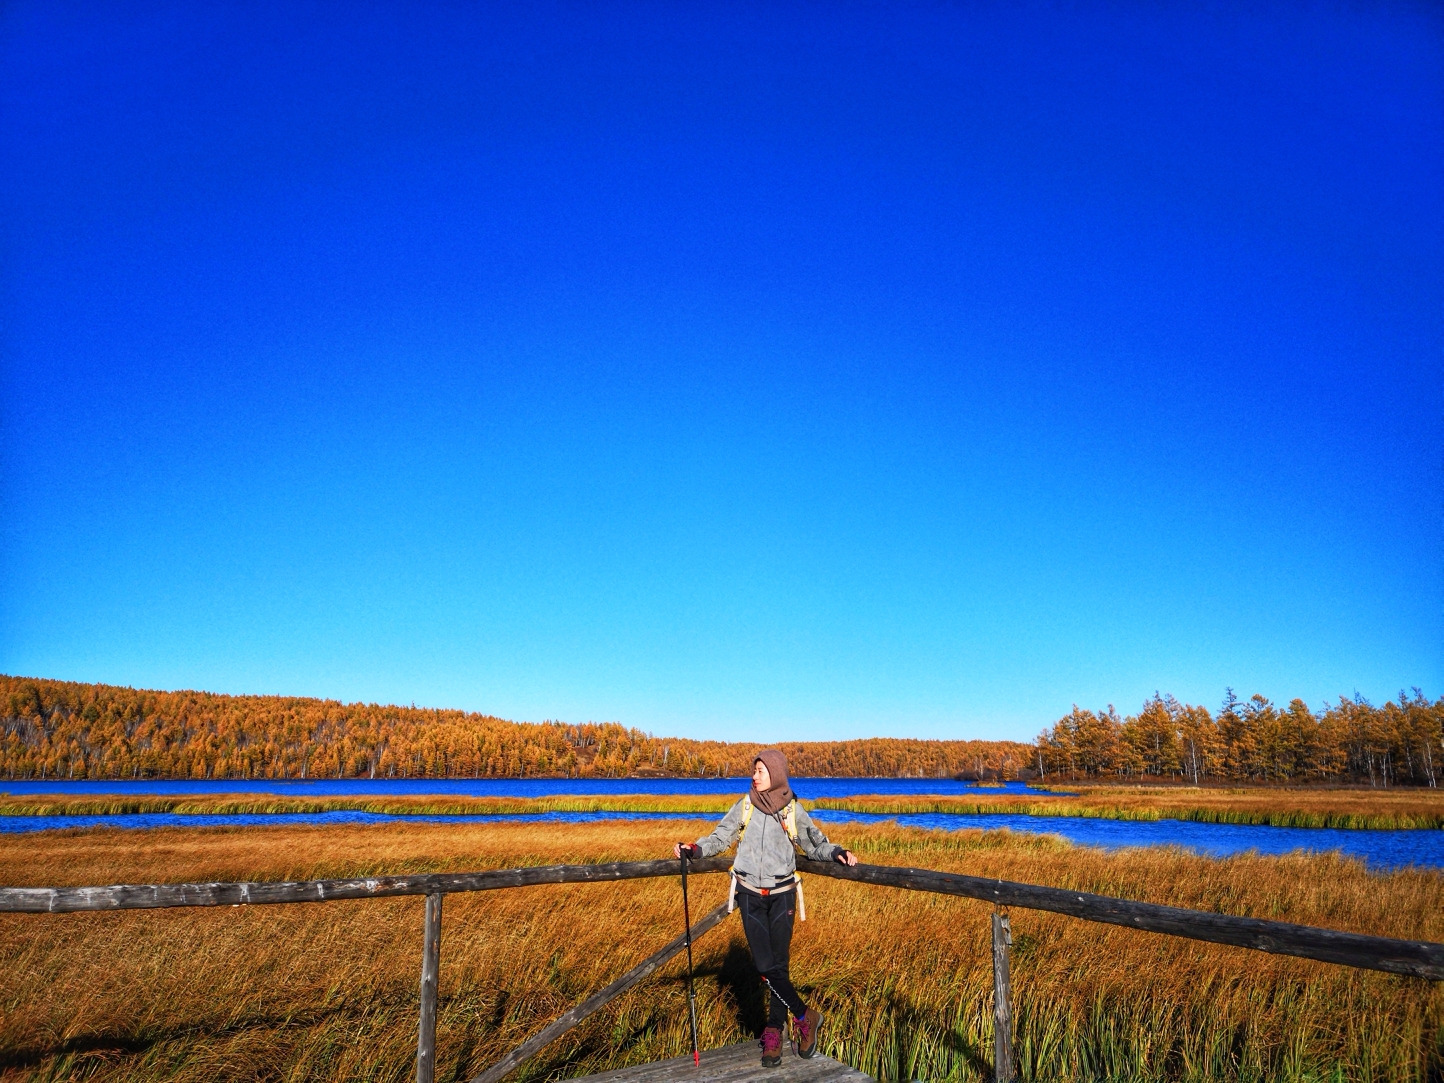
[991,909,1014,1083]
[417,892,443,1083]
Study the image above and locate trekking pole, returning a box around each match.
[680,848,700,1067]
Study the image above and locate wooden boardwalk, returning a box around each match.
[566,1042,872,1083]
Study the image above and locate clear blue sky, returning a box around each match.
[2,2,1440,743]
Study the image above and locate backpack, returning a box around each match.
[729,795,806,920]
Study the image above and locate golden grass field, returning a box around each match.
[4,783,1443,829]
[1,818,1441,1083]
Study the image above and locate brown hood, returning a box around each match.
[749,748,794,815]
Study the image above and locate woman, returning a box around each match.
[675,749,858,1067]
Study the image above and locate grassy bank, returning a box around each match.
[0,793,734,818]
[4,785,1444,829]
[1,819,1440,1082]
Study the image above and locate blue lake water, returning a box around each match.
[823,810,1444,871]
[0,777,1059,798]
[1,804,1438,872]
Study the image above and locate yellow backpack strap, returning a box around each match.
[730,796,752,913]
[785,801,805,920]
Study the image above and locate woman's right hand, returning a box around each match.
[674,842,699,859]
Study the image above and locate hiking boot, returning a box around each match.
[760,1026,784,1067]
[794,1008,822,1059]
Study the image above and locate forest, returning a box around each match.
[1036,690,1442,787]
[3,676,1439,786]
[0,676,1030,781]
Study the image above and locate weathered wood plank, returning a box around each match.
[0,858,731,914]
[468,901,735,1083]
[564,1040,871,1083]
[991,911,1013,1083]
[416,893,443,1083]
[797,859,1444,981]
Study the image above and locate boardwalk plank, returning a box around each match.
[565,1041,872,1083]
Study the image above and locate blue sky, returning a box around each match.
[2,1,1440,742]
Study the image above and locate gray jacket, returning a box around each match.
[694,797,842,890]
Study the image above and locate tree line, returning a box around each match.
[1036,690,1442,787]
[7,675,1437,787]
[0,676,1031,781]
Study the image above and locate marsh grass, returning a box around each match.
[0,795,736,818]
[1,820,1440,1082]
[5,785,1443,829]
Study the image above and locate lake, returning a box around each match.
[3,778,1440,871]
[0,777,1061,798]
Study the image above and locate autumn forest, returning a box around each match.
[1037,689,1443,787]
[0,676,1031,782]
[1,675,1440,786]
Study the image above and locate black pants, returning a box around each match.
[739,889,808,1028]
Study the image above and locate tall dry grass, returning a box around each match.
[1,819,1440,1082]
[5,784,1443,828]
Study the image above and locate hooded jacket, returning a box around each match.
[693,797,843,891]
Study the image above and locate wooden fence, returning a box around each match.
[4,855,1441,1083]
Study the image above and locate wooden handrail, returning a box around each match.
[0,857,732,913]
[6,853,1441,1083]
[4,856,1439,980]
[798,858,1444,980]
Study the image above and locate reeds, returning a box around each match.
[0,794,736,818]
[1,819,1440,1082]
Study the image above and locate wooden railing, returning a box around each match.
[4,856,1440,1083]
[1,857,732,1083]
[0,856,732,912]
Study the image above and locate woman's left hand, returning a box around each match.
[835,849,858,867]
